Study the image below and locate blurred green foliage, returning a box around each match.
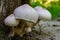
[30,0,60,20]
[30,2,40,8]
[47,2,60,19]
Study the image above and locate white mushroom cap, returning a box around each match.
[4,14,19,27]
[35,6,51,20]
[13,4,38,23]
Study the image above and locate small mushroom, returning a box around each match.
[4,14,19,26]
[25,26,31,33]
[34,6,52,36]
[4,14,19,37]
[34,6,52,21]
[13,4,38,37]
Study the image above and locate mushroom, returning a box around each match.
[34,6,52,21]
[34,6,52,35]
[4,14,19,37]
[13,4,38,37]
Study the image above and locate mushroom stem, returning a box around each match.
[15,20,26,37]
[36,19,41,24]
[16,25,24,37]
[33,19,41,26]
[9,27,15,37]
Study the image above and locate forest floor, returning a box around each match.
[0,20,60,40]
